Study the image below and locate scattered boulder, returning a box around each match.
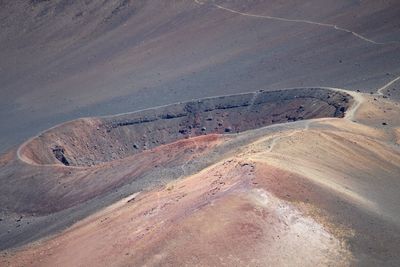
[224,127,232,133]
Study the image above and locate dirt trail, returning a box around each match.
[377,75,400,95]
[262,76,395,155]
[194,0,400,46]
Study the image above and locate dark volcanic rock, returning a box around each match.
[52,146,70,166]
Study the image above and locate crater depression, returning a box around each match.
[20,88,352,167]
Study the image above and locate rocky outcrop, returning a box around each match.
[52,145,70,166]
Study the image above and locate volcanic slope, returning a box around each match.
[0,87,351,250]
[1,0,400,153]
[1,0,400,266]
[2,86,400,266]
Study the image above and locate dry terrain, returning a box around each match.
[1,0,400,266]
[2,85,400,266]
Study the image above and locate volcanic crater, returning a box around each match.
[20,88,352,167]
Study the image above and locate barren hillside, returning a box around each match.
[1,1,400,266]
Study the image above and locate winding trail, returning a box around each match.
[263,86,364,153]
[267,131,296,153]
[247,90,260,110]
[194,0,399,46]
[325,87,364,121]
[377,75,400,95]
